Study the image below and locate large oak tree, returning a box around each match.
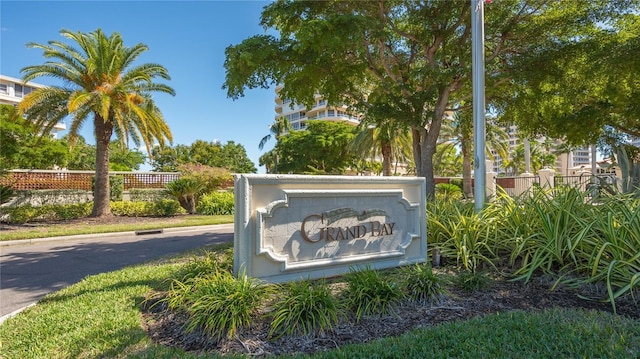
[224,0,621,197]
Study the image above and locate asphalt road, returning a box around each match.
[0,224,234,321]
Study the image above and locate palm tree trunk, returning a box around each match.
[381,141,393,176]
[91,116,113,217]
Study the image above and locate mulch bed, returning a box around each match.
[141,274,639,357]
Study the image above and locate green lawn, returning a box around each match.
[1,243,638,358]
[1,215,234,241]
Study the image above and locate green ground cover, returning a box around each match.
[1,242,638,358]
[1,214,233,241]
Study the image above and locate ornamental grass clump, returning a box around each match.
[176,248,233,281]
[401,264,445,305]
[166,269,267,339]
[427,200,499,274]
[577,194,640,312]
[343,266,403,322]
[268,278,343,338]
[510,187,597,282]
[455,270,492,292]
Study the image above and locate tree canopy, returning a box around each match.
[275,120,356,174]
[0,104,68,170]
[499,4,640,146]
[150,140,256,174]
[224,0,628,197]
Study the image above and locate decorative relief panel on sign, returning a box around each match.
[257,190,420,271]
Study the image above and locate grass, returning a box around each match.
[0,214,234,241]
[319,308,640,359]
[1,244,638,358]
[2,192,639,357]
[0,259,180,358]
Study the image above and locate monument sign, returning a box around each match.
[234,174,427,282]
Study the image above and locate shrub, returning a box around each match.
[509,187,596,282]
[165,177,204,214]
[0,183,15,204]
[577,194,640,312]
[3,204,40,224]
[1,202,92,223]
[109,175,124,201]
[110,201,156,216]
[269,278,343,338]
[428,201,499,274]
[455,270,491,292]
[177,163,233,193]
[342,266,403,322]
[129,189,171,202]
[196,191,234,215]
[48,203,92,220]
[92,175,124,201]
[449,178,463,191]
[177,248,233,281]
[167,269,267,339]
[401,264,446,305]
[436,183,463,201]
[152,199,184,217]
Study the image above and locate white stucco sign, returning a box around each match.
[234,174,427,283]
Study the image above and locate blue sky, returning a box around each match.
[1,0,277,172]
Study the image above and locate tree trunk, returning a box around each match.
[412,127,423,176]
[413,126,436,199]
[411,86,453,199]
[461,140,473,198]
[182,194,197,214]
[91,116,113,218]
[421,138,437,200]
[381,141,393,176]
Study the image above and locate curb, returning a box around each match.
[0,223,234,247]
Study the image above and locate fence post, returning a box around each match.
[538,168,555,190]
[486,160,496,200]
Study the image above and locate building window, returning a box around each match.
[15,84,23,97]
[328,110,335,117]
[0,84,7,94]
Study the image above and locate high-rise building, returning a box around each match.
[490,124,592,176]
[274,86,361,131]
[0,74,67,138]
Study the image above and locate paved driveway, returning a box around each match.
[0,224,234,321]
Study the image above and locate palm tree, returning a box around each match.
[19,29,174,217]
[439,111,509,198]
[259,116,291,150]
[259,117,291,173]
[349,121,413,176]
